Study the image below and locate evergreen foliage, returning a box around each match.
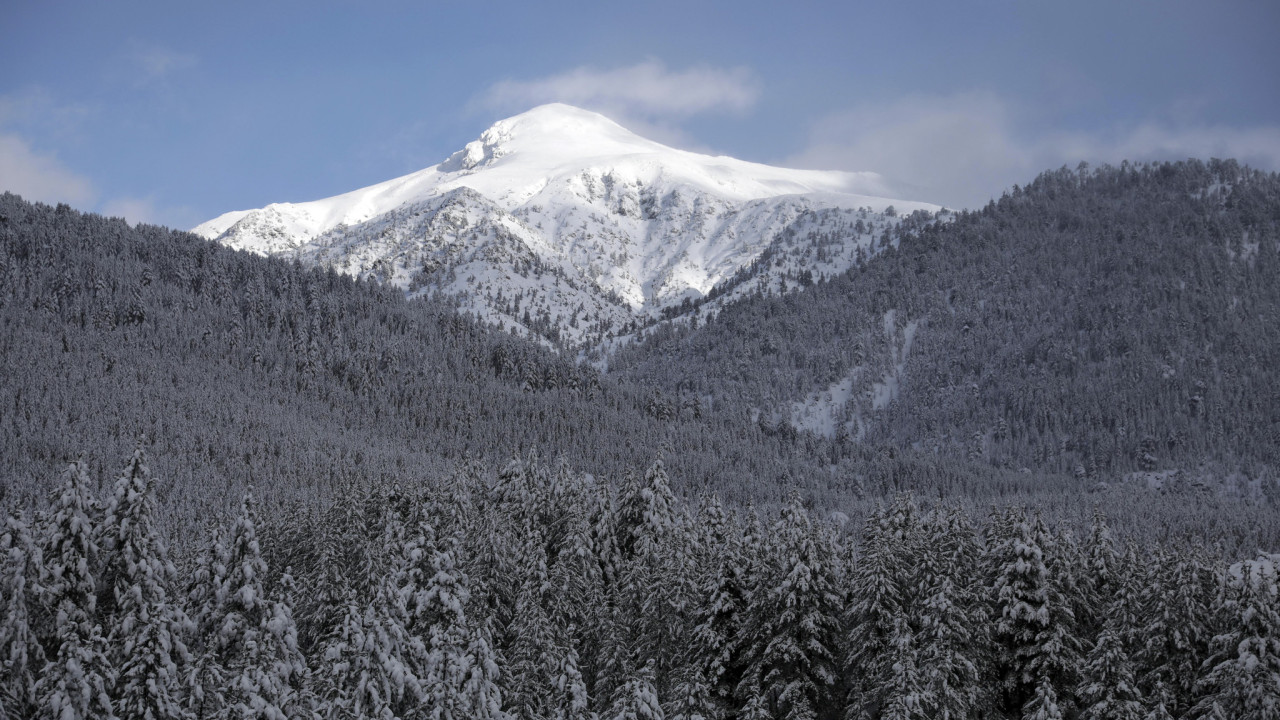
[0,450,1269,719]
[1,161,1280,717]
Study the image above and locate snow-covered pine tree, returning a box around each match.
[663,665,716,720]
[34,460,116,720]
[201,493,312,719]
[185,522,231,718]
[504,574,593,720]
[871,614,928,720]
[687,499,748,716]
[612,461,691,693]
[97,448,192,720]
[321,509,424,719]
[915,508,986,719]
[1022,677,1064,720]
[545,506,607,710]
[986,509,1082,716]
[1192,554,1280,719]
[1078,508,1120,643]
[547,504,604,631]
[0,510,45,717]
[504,529,568,720]
[615,461,676,564]
[301,482,382,654]
[1134,545,1213,717]
[403,524,504,720]
[739,494,841,720]
[606,660,664,720]
[845,499,918,720]
[1076,603,1144,720]
[735,679,770,720]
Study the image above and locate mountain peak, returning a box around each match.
[194,105,938,347]
[439,103,655,173]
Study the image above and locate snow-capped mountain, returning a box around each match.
[194,103,937,347]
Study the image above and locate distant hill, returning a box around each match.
[610,159,1280,489]
[3,159,1278,551]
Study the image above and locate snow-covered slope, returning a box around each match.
[194,103,937,347]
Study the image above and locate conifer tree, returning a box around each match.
[663,665,716,720]
[185,522,230,718]
[615,462,676,563]
[1079,509,1119,641]
[34,461,116,720]
[845,500,916,720]
[97,449,192,720]
[403,524,504,720]
[612,461,689,691]
[504,531,586,720]
[915,508,985,719]
[873,614,928,720]
[740,495,841,720]
[321,510,423,719]
[1134,547,1212,717]
[688,500,748,714]
[0,511,45,717]
[1076,607,1144,720]
[200,493,312,719]
[1023,677,1064,720]
[1192,555,1280,719]
[987,510,1082,716]
[607,660,664,720]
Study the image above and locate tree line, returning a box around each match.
[3,451,1277,719]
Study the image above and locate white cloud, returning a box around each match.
[100,196,160,225]
[132,45,197,83]
[0,132,96,206]
[100,195,199,229]
[0,88,92,141]
[790,93,1280,209]
[481,60,760,121]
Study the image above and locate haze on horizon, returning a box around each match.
[1,0,1277,228]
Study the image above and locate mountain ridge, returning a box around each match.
[193,104,938,347]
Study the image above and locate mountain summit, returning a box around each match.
[194,104,936,347]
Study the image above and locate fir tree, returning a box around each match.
[321,510,424,720]
[0,510,45,717]
[687,500,748,714]
[1077,611,1144,720]
[34,461,116,720]
[873,614,928,720]
[97,448,192,720]
[1134,546,1213,717]
[740,495,841,720]
[915,508,985,719]
[987,510,1082,715]
[1023,677,1064,720]
[663,665,716,720]
[201,493,312,720]
[403,524,504,720]
[845,501,916,720]
[606,660,664,720]
[1192,555,1280,720]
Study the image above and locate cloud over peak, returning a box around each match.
[790,93,1280,210]
[481,60,760,121]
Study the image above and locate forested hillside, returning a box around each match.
[2,161,1280,543]
[612,160,1280,486]
[0,192,807,524]
[2,162,1280,718]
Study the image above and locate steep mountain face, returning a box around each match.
[194,104,936,346]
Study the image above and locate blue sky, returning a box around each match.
[2,0,1277,227]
